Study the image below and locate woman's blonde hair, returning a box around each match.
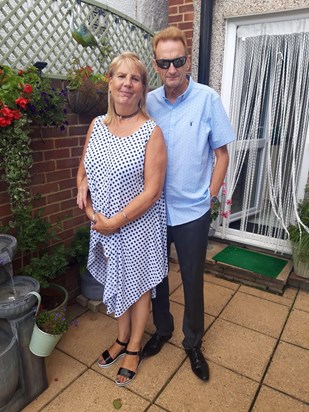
[104,52,149,125]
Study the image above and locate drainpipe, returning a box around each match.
[198,0,214,85]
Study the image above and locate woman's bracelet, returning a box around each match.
[122,209,129,222]
[91,211,97,223]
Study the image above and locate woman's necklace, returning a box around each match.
[115,108,140,119]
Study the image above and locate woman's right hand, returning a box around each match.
[77,176,89,210]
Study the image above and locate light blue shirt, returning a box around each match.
[147,77,236,226]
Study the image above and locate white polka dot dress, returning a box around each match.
[84,116,168,317]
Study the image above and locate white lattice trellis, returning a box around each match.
[0,0,160,88]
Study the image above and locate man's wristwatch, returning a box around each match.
[211,195,219,205]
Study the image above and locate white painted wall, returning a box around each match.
[97,0,168,31]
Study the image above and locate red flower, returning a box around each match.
[23,84,33,94]
[0,117,12,127]
[15,97,28,109]
[1,106,14,118]
[12,109,22,120]
[18,70,24,75]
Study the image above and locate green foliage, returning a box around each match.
[211,200,221,223]
[0,65,70,288]
[36,307,69,335]
[289,183,309,263]
[0,117,32,212]
[70,226,90,273]
[26,77,67,129]
[23,244,70,289]
[66,59,108,91]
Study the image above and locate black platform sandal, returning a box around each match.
[115,349,143,387]
[97,338,128,369]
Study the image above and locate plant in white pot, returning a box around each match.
[29,306,69,357]
[289,182,309,278]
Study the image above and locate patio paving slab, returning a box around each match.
[145,300,215,349]
[93,340,186,402]
[281,308,309,349]
[204,319,277,381]
[57,311,118,366]
[239,284,297,306]
[40,369,150,411]
[155,360,258,412]
[294,289,309,312]
[252,385,309,412]
[22,349,87,412]
[264,341,309,403]
[170,282,235,317]
[220,292,290,338]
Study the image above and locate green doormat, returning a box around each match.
[212,245,287,278]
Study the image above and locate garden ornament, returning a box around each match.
[70,11,98,48]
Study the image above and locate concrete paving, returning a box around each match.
[23,262,309,412]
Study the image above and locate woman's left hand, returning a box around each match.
[92,212,120,236]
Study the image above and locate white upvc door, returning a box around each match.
[218,11,309,254]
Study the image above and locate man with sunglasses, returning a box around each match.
[143,26,236,381]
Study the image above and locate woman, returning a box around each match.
[76,52,167,386]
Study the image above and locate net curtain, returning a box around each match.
[221,18,309,250]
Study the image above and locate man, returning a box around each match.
[143,26,236,381]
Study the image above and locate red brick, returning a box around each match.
[56,158,79,170]
[169,0,184,6]
[169,5,178,14]
[59,177,76,191]
[178,22,193,31]
[31,182,58,196]
[31,161,55,174]
[61,198,77,211]
[39,126,68,139]
[47,189,72,204]
[55,137,80,148]
[179,4,193,13]
[44,148,70,161]
[184,12,194,21]
[42,203,61,216]
[68,125,89,136]
[169,15,183,23]
[0,204,11,219]
[31,139,55,151]
[31,173,46,185]
[46,170,71,183]
[71,147,83,157]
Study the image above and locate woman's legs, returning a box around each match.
[98,310,131,366]
[116,290,151,384]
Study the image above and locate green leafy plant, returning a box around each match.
[289,182,309,263]
[0,65,67,129]
[0,65,70,288]
[70,226,90,273]
[211,200,221,223]
[36,307,69,335]
[66,58,108,91]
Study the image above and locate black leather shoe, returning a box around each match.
[185,347,209,381]
[142,333,172,357]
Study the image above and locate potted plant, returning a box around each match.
[66,59,109,115]
[29,306,69,357]
[289,182,309,278]
[70,226,104,300]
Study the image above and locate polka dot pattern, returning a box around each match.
[84,116,168,317]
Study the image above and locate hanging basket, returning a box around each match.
[66,82,108,116]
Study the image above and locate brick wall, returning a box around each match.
[168,0,194,57]
[0,83,91,269]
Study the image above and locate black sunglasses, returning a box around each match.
[155,56,187,70]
